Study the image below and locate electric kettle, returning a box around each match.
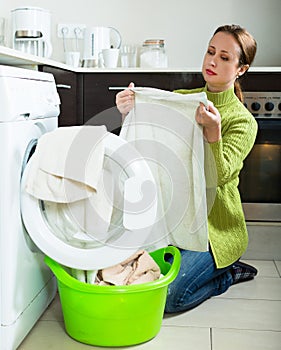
[82,26,121,67]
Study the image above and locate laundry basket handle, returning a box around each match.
[150,246,181,277]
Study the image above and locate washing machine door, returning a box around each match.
[21,132,157,270]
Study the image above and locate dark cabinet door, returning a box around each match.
[39,66,83,126]
[241,72,281,91]
[38,67,280,129]
[83,72,205,133]
[83,73,124,132]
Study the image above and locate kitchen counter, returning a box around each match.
[1,45,280,131]
[0,45,280,73]
[0,45,202,72]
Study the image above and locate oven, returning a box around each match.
[239,91,281,222]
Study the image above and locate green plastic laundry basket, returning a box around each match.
[45,246,180,347]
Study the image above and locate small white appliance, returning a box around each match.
[82,26,121,67]
[0,65,60,350]
[11,7,52,58]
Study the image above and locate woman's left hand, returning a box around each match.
[196,102,222,143]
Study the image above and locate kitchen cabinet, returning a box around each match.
[39,67,205,132]
[38,66,281,131]
[83,72,204,133]
[39,66,83,127]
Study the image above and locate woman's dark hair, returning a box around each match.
[214,24,257,102]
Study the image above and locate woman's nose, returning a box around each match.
[210,56,217,66]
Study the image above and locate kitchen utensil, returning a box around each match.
[120,44,137,67]
[81,59,98,68]
[100,48,119,68]
[65,51,80,67]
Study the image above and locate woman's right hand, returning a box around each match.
[116,82,135,118]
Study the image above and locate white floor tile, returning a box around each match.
[274,261,281,276]
[129,326,211,350]
[18,320,91,350]
[18,260,281,349]
[212,328,281,350]
[245,260,280,278]
[18,320,211,350]
[163,298,281,331]
[220,277,281,301]
[39,293,63,322]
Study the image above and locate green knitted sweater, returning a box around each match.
[175,86,258,268]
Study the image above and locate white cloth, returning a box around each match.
[25,125,114,241]
[120,87,209,252]
[26,125,107,202]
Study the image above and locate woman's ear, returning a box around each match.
[237,64,249,77]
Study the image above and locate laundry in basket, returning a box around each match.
[45,246,180,347]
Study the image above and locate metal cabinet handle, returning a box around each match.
[56,84,71,89]
[108,86,128,91]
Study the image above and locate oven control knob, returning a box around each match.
[251,102,261,111]
[278,103,281,111]
[265,102,274,111]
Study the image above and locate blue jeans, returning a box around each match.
[165,248,234,313]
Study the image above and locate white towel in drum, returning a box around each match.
[26,125,107,202]
[25,125,114,240]
[120,87,209,252]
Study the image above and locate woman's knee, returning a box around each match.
[164,279,192,313]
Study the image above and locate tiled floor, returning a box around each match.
[18,260,281,350]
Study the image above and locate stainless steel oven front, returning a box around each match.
[239,91,281,222]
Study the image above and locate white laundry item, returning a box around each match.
[71,268,86,283]
[70,268,98,284]
[86,270,98,284]
[26,125,107,203]
[25,125,115,242]
[120,87,209,252]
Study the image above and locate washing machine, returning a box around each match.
[0,65,60,350]
[0,66,158,350]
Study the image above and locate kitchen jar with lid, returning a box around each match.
[140,39,168,68]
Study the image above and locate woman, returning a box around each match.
[116,24,258,313]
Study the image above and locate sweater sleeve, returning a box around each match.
[209,112,257,187]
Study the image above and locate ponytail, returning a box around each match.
[234,79,244,103]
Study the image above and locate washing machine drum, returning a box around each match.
[21,133,157,270]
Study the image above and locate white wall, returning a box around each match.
[1,0,280,68]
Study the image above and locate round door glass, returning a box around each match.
[39,154,129,250]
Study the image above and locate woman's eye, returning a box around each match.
[207,49,214,55]
[221,56,229,61]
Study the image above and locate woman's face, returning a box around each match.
[202,31,247,92]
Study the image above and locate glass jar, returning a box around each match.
[140,39,168,68]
